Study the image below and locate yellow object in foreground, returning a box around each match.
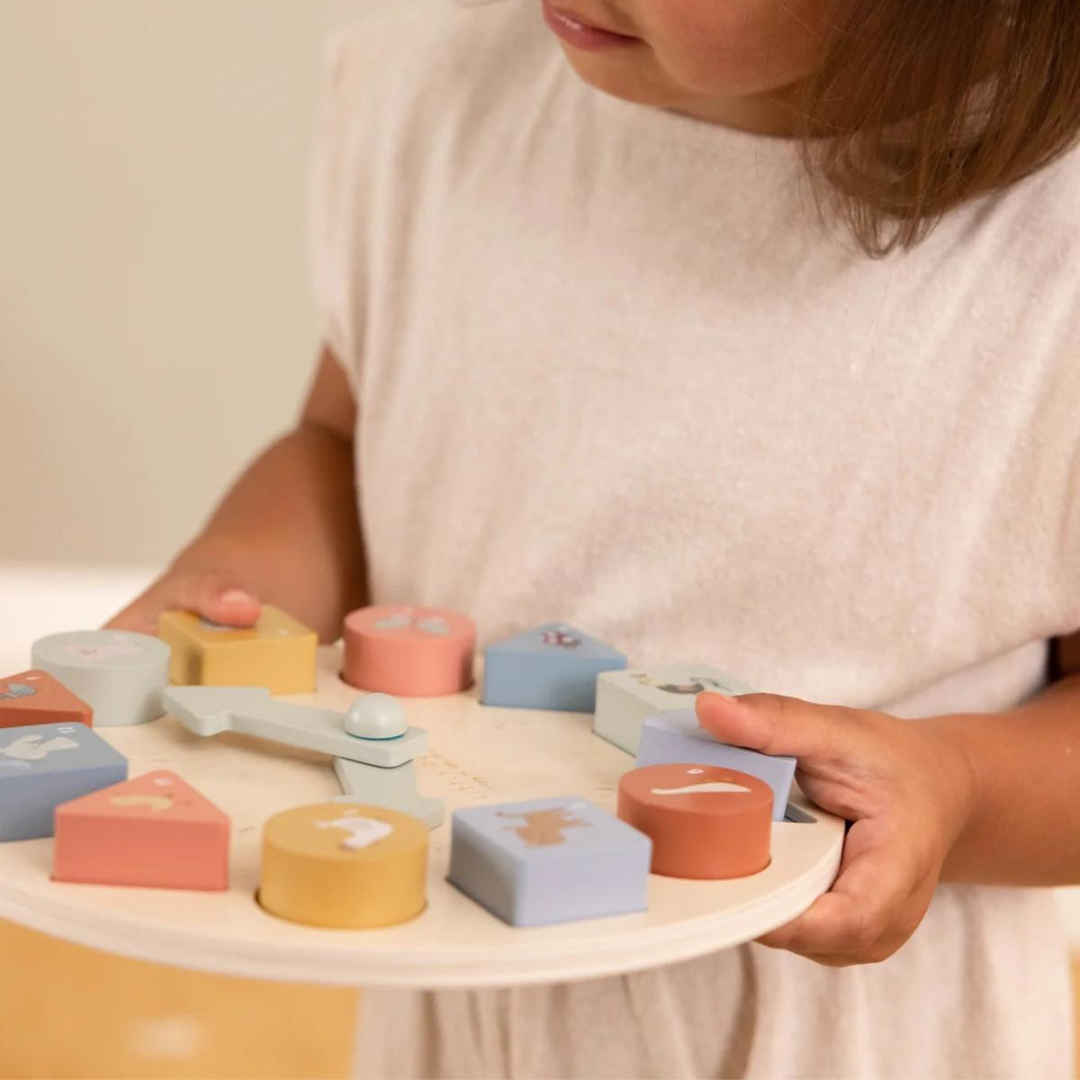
[159,606,318,695]
[261,803,428,929]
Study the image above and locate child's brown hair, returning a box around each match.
[798,0,1080,255]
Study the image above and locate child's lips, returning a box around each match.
[541,2,640,51]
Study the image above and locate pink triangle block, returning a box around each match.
[53,770,230,890]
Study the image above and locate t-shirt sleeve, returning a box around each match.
[308,31,364,394]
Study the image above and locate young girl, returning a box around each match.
[110,0,1080,1075]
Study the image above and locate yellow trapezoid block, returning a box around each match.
[159,606,317,695]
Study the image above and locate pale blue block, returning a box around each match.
[636,709,796,821]
[0,722,128,841]
[481,623,628,712]
[448,796,651,927]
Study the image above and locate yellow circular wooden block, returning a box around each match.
[259,804,428,929]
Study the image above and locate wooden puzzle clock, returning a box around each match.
[0,611,845,989]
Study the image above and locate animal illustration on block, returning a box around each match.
[650,779,753,796]
[595,665,754,756]
[374,610,450,636]
[315,811,395,850]
[448,796,652,927]
[632,672,732,695]
[497,806,591,847]
[1,731,80,762]
[481,622,627,711]
[65,642,149,661]
[111,793,173,812]
[0,683,35,701]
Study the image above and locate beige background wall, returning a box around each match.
[0,0,407,569]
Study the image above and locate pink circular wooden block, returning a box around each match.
[342,605,476,696]
[617,763,772,880]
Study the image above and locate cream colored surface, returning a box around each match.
[0,0,409,567]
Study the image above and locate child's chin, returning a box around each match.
[559,48,676,109]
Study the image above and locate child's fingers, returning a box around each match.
[695,690,869,764]
[756,823,932,963]
[103,573,261,635]
[179,573,261,627]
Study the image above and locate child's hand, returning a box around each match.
[104,542,262,635]
[696,691,977,967]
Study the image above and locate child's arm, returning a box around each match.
[697,663,1080,966]
[107,348,365,641]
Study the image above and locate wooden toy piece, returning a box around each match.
[163,687,428,767]
[481,622,628,712]
[344,693,408,739]
[0,722,127,841]
[617,763,772,880]
[333,758,445,829]
[593,665,753,756]
[0,669,93,729]
[342,605,476,696]
[158,606,317,695]
[260,803,428,929]
[31,630,170,727]
[636,708,795,821]
[448,796,651,927]
[53,770,229,890]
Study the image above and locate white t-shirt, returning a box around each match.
[311,2,1080,1076]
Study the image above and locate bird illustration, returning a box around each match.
[0,733,79,762]
[374,610,450,636]
[316,812,395,850]
[110,794,174,813]
[0,683,36,701]
[650,780,752,796]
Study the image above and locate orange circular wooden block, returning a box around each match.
[342,606,476,696]
[260,803,428,929]
[617,763,773,880]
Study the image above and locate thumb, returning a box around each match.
[182,574,262,627]
[695,691,863,764]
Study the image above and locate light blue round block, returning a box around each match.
[32,630,170,727]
